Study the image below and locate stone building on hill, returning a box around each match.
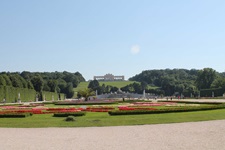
[93,74,125,81]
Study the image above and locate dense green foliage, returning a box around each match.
[77,88,95,100]
[53,112,86,117]
[86,80,119,95]
[108,104,225,115]
[195,68,216,89]
[0,86,36,102]
[0,113,32,118]
[0,71,85,98]
[129,68,225,97]
[1,68,224,99]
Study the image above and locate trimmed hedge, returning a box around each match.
[55,101,118,105]
[158,100,224,105]
[42,91,63,101]
[0,86,36,103]
[0,85,65,102]
[108,104,225,115]
[53,111,86,117]
[0,113,33,118]
[200,88,224,97]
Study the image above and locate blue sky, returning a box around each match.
[0,0,225,80]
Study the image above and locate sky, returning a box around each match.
[0,0,225,81]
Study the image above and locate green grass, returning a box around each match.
[73,81,138,97]
[99,81,137,88]
[1,109,225,128]
[74,81,158,95]
[74,82,90,93]
[74,81,138,92]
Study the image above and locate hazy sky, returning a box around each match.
[0,0,225,80]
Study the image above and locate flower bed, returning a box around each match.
[118,106,156,111]
[109,104,225,115]
[84,106,115,112]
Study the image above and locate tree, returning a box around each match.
[0,75,6,86]
[1,74,12,86]
[195,68,216,89]
[77,88,95,101]
[211,77,225,90]
[27,80,34,89]
[9,74,23,88]
[47,80,58,92]
[141,81,148,90]
[31,75,44,92]
[161,76,176,96]
[58,79,67,93]
[43,83,51,91]
[63,71,82,88]
[88,80,100,91]
[64,83,74,98]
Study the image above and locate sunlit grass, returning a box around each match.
[1,109,225,128]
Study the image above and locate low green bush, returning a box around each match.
[53,111,86,117]
[55,101,118,105]
[0,113,32,118]
[108,104,225,115]
[159,100,224,105]
[64,116,76,122]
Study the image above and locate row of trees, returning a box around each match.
[0,71,85,98]
[77,68,225,99]
[128,68,225,97]
[77,80,120,100]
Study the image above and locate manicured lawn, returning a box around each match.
[74,81,158,92]
[1,109,225,128]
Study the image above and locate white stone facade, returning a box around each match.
[94,74,125,81]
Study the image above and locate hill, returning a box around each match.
[74,81,137,93]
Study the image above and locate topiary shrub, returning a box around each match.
[0,113,33,118]
[64,116,75,122]
[53,111,86,117]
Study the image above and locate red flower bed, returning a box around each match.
[84,107,115,112]
[118,106,157,111]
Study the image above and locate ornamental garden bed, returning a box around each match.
[1,101,225,117]
[1,100,225,127]
[54,100,118,105]
[109,104,225,115]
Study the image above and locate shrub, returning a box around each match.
[53,111,86,117]
[64,116,76,122]
[0,113,32,118]
[55,101,118,105]
[108,104,225,115]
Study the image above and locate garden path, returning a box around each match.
[0,119,225,150]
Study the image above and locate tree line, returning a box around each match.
[78,68,225,99]
[0,71,85,98]
[128,68,225,97]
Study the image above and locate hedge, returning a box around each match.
[158,100,224,105]
[53,112,86,117]
[42,91,62,101]
[108,104,225,115]
[0,113,33,118]
[55,101,118,105]
[0,85,65,103]
[0,86,36,103]
[200,88,224,97]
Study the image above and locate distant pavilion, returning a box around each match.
[93,74,125,81]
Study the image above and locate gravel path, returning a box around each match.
[1,120,225,150]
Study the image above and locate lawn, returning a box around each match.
[1,108,225,128]
[74,81,137,92]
